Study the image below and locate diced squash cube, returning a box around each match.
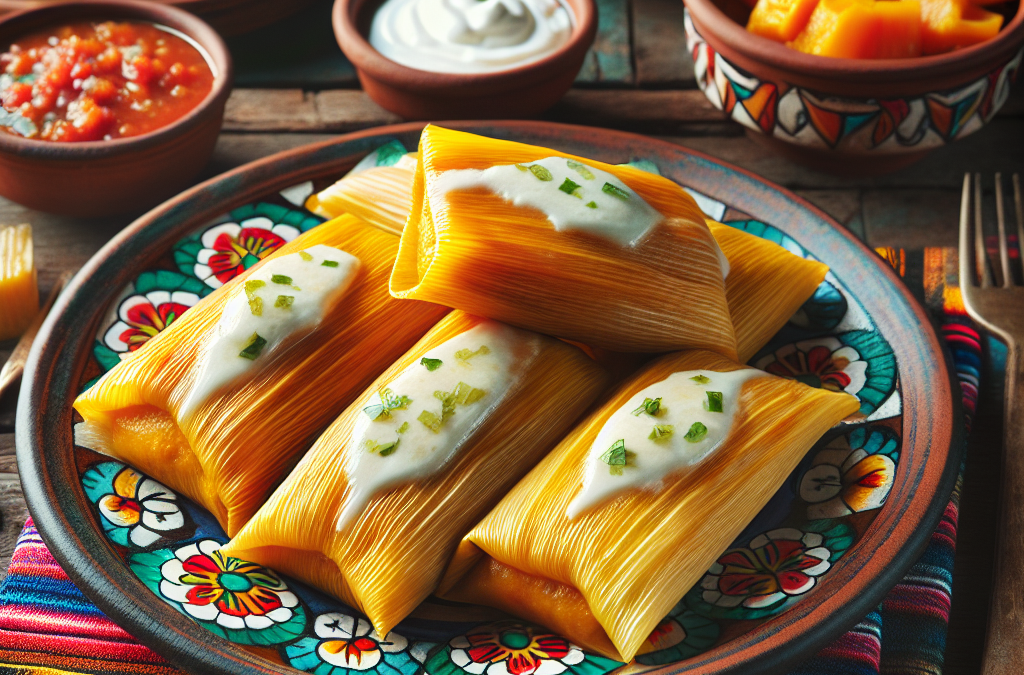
[747,0,822,42]
[0,224,38,341]
[789,0,922,58]
[921,0,1003,54]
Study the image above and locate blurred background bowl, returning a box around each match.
[332,0,597,119]
[0,0,233,217]
[682,0,1024,174]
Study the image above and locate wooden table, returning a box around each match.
[0,0,1021,671]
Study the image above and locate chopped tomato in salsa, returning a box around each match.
[0,21,214,142]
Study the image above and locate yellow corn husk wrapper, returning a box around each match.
[306,153,419,236]
[707,221,828,362]
[74,215,448,536]
[0,224,38,341]
[439,349,859,662]
[222,310,608,636]
[389,125,738,357]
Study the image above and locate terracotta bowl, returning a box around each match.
[0,0,316,36]
[0,0,232,217]
[683,0,1024,173]
[331,0,596,119]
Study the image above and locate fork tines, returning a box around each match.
[960,173,1024,290]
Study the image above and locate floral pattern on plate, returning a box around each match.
[755,332,897,417]
[81,461,189,549]
[686,522,854,620]
[425,622,621,675]
[636,606,719,665]
[173,202,324,290]
[130,538,307,645]
[799,426,900,520]
[285,613,422,675]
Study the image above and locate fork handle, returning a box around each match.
[982,341,1024,675]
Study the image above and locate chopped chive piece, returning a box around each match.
[566,159,595,180]
[632,397,663,417]
[600,439,629,476]
[684,422,708,443]
[602,182,631,202]
[691,374,711,384]
[275,295,294,309]
[514,163,529,172]
[248,296,263,316]
[452,381,486,405]
[650,424,675,442]
[418,410,443,433]
[244,279,265,296]
[298,251,313,262]
[397,422,409,434]
[239,333,267,360]
[705,391,723,413]
[363,387,411,421]
[527,165,553,181]
[585,201,598,209]
[322,260,339,268]
[559,178,583,198]
[455,345,490,362]
[271,274,293,285]
[365,439,398,456]
[434,389,457,422]
[420,357,443,371]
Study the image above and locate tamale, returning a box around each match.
[708,220,828,362]
[74,214,448,536]
[222,310,608,636]
[389,125,738,356]
[306,152,419,235]
[438,349,859,662]
[0,224,38,341]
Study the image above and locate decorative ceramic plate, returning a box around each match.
[17,121,963,675]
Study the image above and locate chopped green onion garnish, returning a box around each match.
[271,274,293,285]
[632,397,663,417]
[418,410,443,433]
[515,163,529,172]
[650,424,675,442]
[275,295,294,309]
[452,381,486,405]
[298,251,313,262]
[705,391,723,413]
[322,260,339,268]
[585,201,598,209]
[602,182,630,202]
[420,357,443,371]
[600,439,629,476]
[559,178,583,198]
[239,333,267,360]
[455,345,490,362]
[248,296,263,316]
[363,387,411,421]
[527,165,553,181]
[397,422,409,434]
[244,279,265,296]
[365,439,398,456]
[566,159,595,180]
[684,422,708,443]
[691,375,711,384]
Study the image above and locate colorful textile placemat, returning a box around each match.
[0,246,983,675]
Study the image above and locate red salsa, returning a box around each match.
[0,21,214,142]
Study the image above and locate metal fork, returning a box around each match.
[960,172,1024,675]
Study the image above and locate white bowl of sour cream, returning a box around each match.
[332,0,596,119]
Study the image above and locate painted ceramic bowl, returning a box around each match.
[0,0,316,36]
[683,0,1024,173]
[18,121,963,675]
[0,0,233,217]
[331,0,596,119]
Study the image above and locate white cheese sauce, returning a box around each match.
[337,320,541,532]
[566,368,762,519]
[178,245,361,421]
[433,156,663,246]
[370,0,572,74]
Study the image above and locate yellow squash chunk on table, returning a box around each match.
[789,0,923,58]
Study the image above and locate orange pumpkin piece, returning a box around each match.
[920,0,1003,54]
[747,0,821,42]
[789,0,922,58]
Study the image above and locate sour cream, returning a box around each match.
[567,368,762,519]
[369,0,573,74]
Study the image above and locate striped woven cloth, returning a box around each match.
[0,246,985,675]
